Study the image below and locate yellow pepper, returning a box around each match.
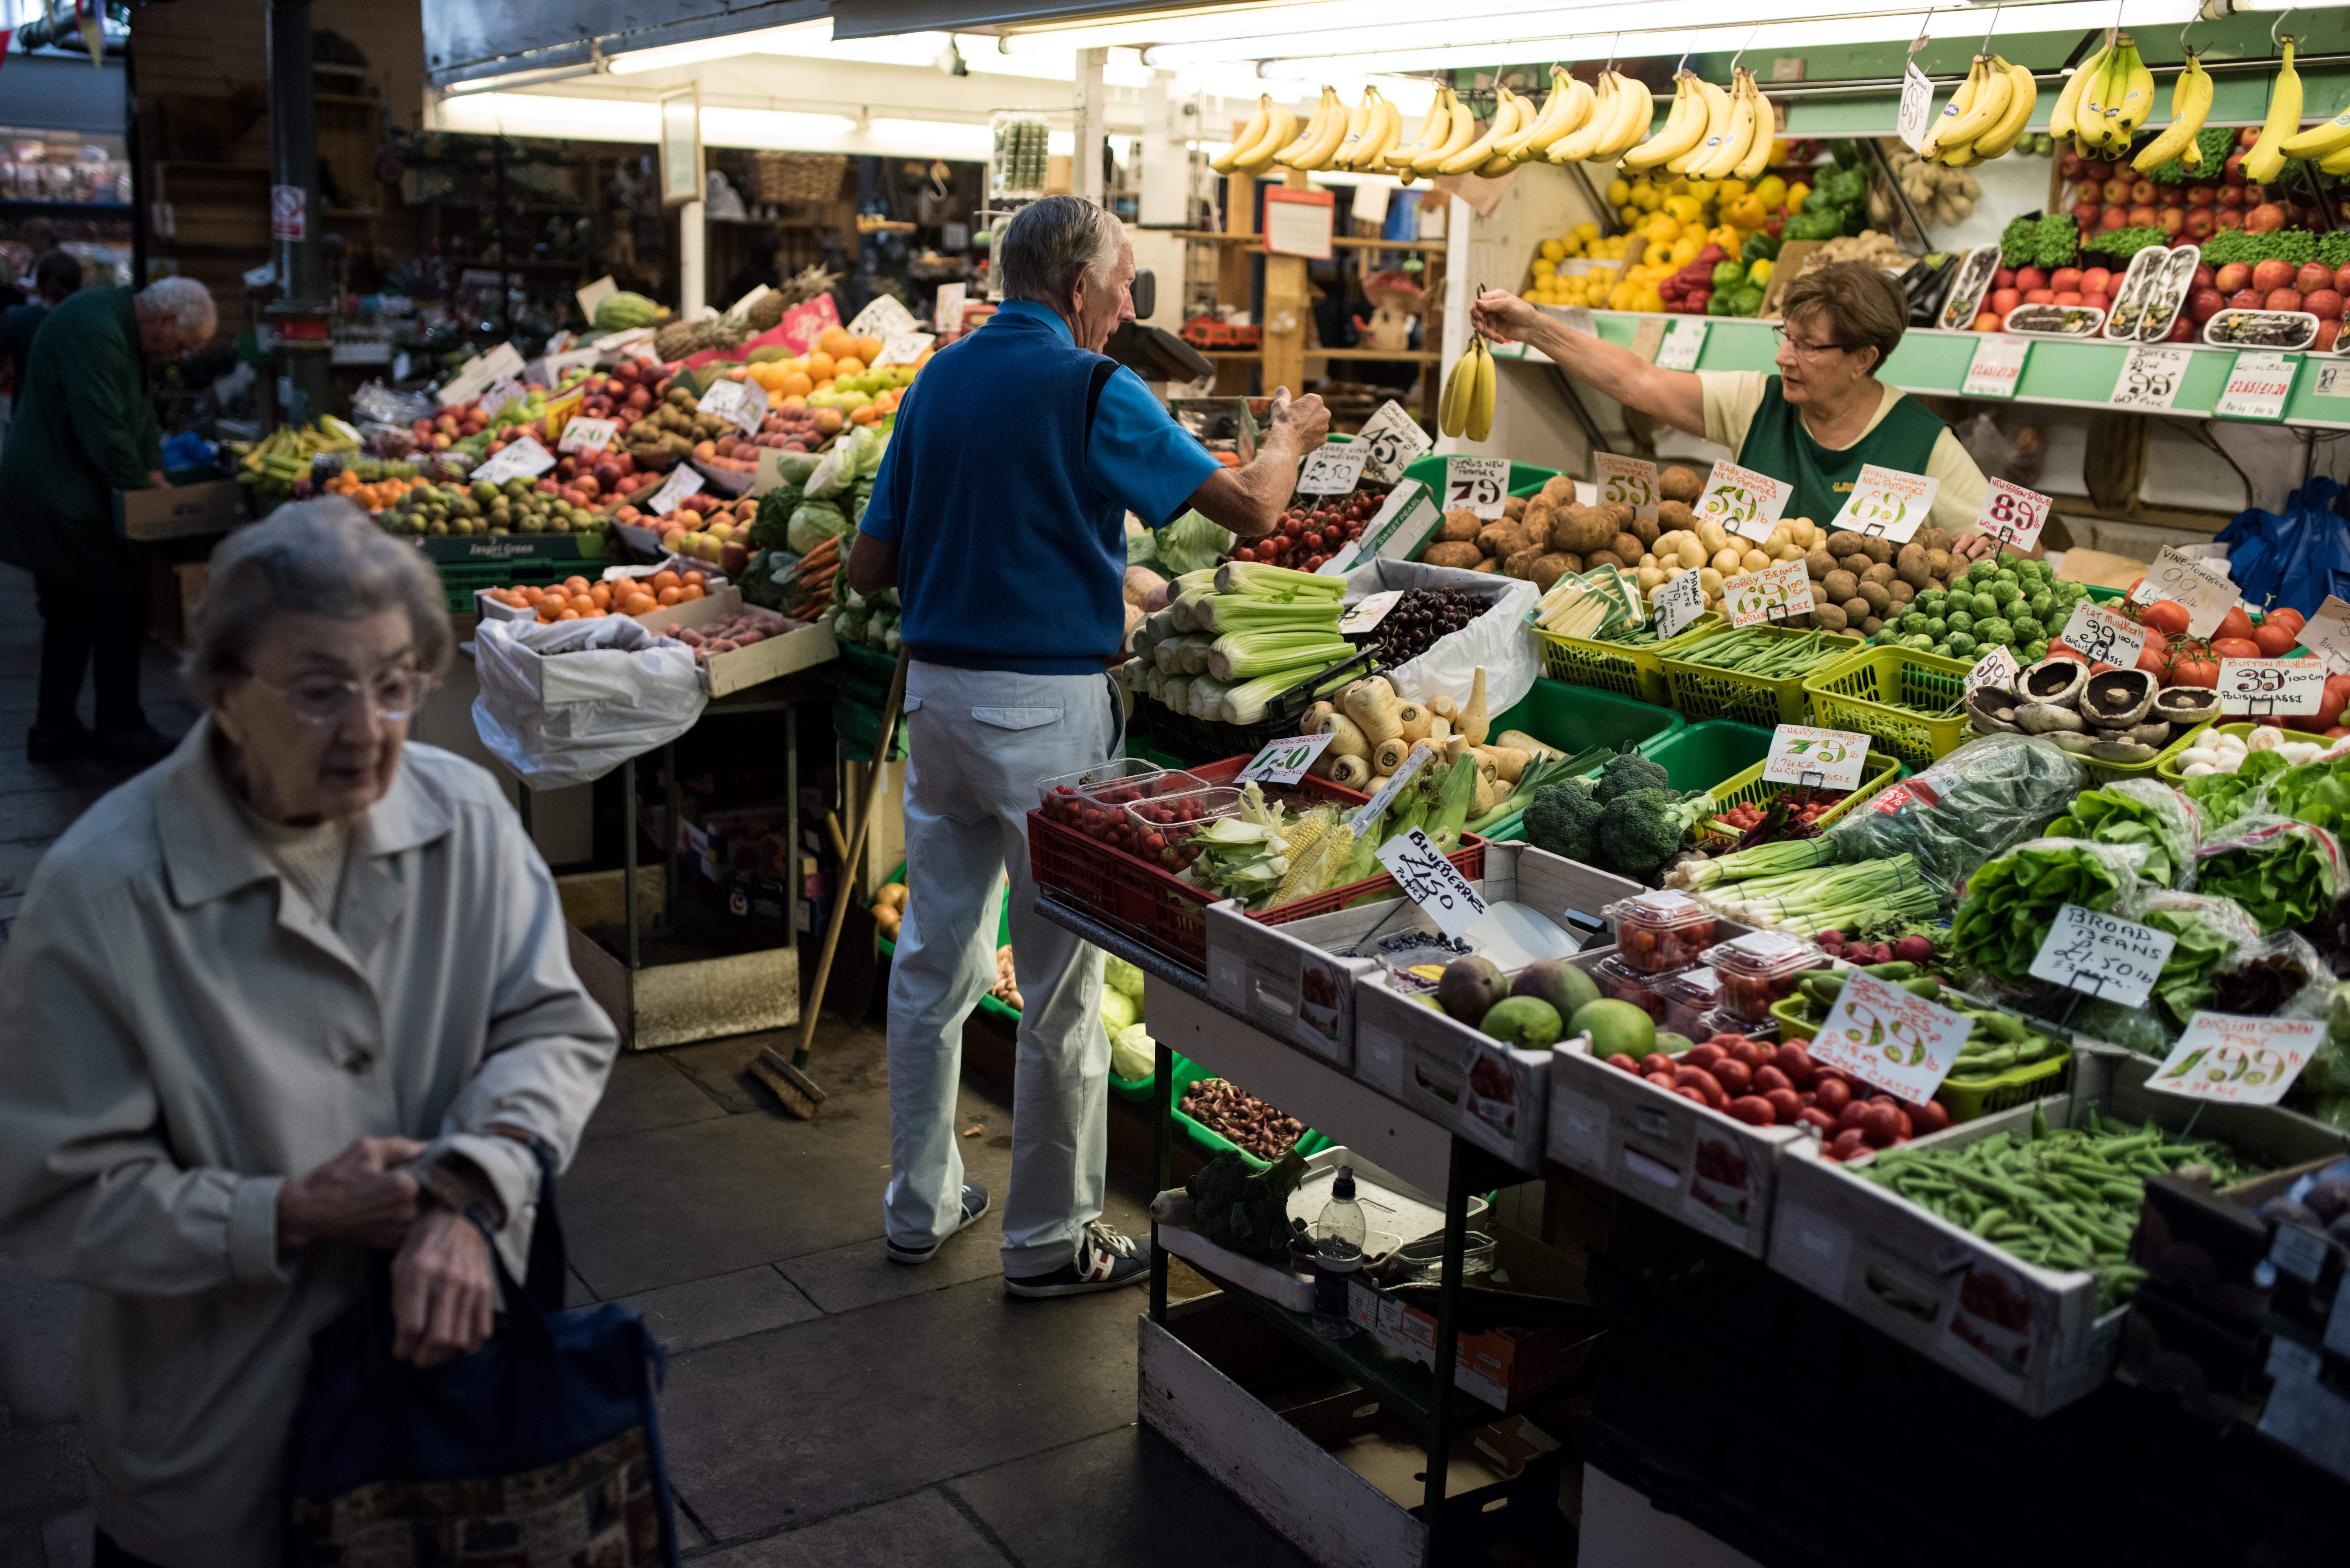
[1747,257,1775,284]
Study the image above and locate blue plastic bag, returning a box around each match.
[2213,478,2350,619]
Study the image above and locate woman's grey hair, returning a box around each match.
[999,196,1122,306]
[138,275,216,340]
[185,497,452,705]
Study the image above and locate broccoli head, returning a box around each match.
[1186,1150,1308,1258]
[1524,778,1603,864]
[1597,789,1718,881]
[1596,750,1670,804]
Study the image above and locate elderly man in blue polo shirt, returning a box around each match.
[850,196,1329,1297]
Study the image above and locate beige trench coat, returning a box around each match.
[0,721,618,1565]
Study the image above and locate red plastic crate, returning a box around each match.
[1027,755,1486,970]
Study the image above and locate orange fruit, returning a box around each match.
[817,326,856,359]
[680,584,704,601]
[589,584,612,607]
[806,351,836,381]
[556,608,580,621]
[851,405,879,425]
[683,570,706,586]
[657,586,682,606]
[651,570,679,590]
[857,335,885,364]
[563,576,589,593]
[835,356,865,377]
[779,371,813,397]
[781,394,807,409]
[623,594,656,615]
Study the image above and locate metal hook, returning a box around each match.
[1908,7,1934,58]
[2273,7,2295,49]
[1980,4,2002,54]
[1606,33,1621,74]
[1730,24,1760,75]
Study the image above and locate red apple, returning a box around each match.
[2072,201,2104,230]
[2024,288,2057,305]
[2159,208,2186,235]
[2169,315,2196,342]
[2128,205,2159,229]
[2240,126,2261,147]
[2217,184,2245,208]
[2267,288,2306,313]
[2335,264,2350,295]
[2244,184,2268,206]
[2298,263,2335,295]
[2194,264,2217,289]
[2320,320,2343,352]
[2103,178,2133,204]
[2217,210,2244,231]
[2246,203,2287,234]
[613,360,641,383]
[2189,288,2226,322]
[2230,288,2266,311]
[2304,289,2345,321]
[2080,291,2111,312]
[2101,207,2130,231]
[2255,258,2298,293]
[2017,266,2050,292]
[2184,210,2216,240]
[2187,185,2217,207]
[2054,290,2084,307]
[2081,267,2112,295]
[1988,287,2022,317]
[626,386,653,411]
[2132,179,2156,204]
[1994,268,2017,290]
[2060,151,2086,178]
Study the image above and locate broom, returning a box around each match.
[754,647,910,1119]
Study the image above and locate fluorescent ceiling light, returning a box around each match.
[436,92,660,142]
[607,21,828,75]
[434,92,1016,158]
[698,107,862,147]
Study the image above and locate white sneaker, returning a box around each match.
[1003,1220,1152,1299]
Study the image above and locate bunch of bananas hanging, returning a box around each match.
[1437,337,1495,443]
[2129,52,2214,175]
[2048,32,2154,161]
[1620,69,1774,182]
[2278,44,2350,175]
[2244,39,2307,181]
[1210,95,1299,177]
[1915,54,2038,167]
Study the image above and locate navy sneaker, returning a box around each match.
[886,1182,991,1265]
[1004,1221,1151,1299]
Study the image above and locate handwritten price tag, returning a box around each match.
[2301,595,2350,675]
[1653,569,1707,641]
[1350,745,1432,834]
[1694,459,1790,545]
[1444,456,1511,520]
[1375,826,1488,940]
[696,378,769,436]
[2027,903,2178,1009]
[2110,343,2193,411]
[1354,400,1432,485]
[1896,60,1935,152]
[1974,478,2052,554]
[847,294,919,339]
[1654,318,1708,372]
[1961,335,2031,399]
[473,433,555,484]
[2217,657,2326,715]
[2146,1013,2319,1106]
[1595,452,1659,514]
[1811,969,1976,1104]
[558,416,619,455]
[1236,732,1334,785]
[1966,644,2021,699]
[874,332,934,367]
[1762,725,1872,791]
[2058,602,2148,668]
[2214,351,2298,423]
[1298,444,1370,496]
[1339,589,1402,635]
[644,465,705,517]
[482,377,528,414]
[2129,547,2239,638]
[1722,561,1816,627]
[1827,463,1939,545]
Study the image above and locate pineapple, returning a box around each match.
[692,315,746,353]
[652,318,697,362]
[746,292,785,331]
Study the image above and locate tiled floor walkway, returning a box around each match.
[0,563,1303,1565]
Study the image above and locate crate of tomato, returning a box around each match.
[1227,482,1391,575]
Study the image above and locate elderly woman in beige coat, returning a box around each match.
[0,499,619,1566]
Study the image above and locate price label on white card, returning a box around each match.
[1962,335,2031,399]
[645,465,705,516]
[1811,969,1976,1103]
[1762,725,1872,791]
[2058,602,2147,668]
[2214,351,2298,422]
[576,275,618,325]
[2110,344,2193,411]
[847,295,919,339]
[1595,452,1659,513]
[1694,459,1790,544]
[1827,463,1939,545]
[1444,456,1511,519]
[696,378,769,436]
[1966,644,2020,699]
[1354,400,1433,484]
[558,417,619,455]
[1350,746,1432,834]
[1298,444,1370,495]
[1653,569,1707,641]
[473,433,555,484]
[874,332,934,367]
[2146,1013,2319,1107]
[1236,733,1335,785]
[2314,362,2350,400]
[1974,478,2052,553]
[2301,595,2350,675]
[482,377,528,414]
[933,282,967,333]
[2129,547,2239,638]
[1654,318,1708,372]
[1375,826,1488,941]
[2027,904,2177,1009]
[2217,657,2326,715]
[1722,561,1815,627]
[1896,61,1936,152]
[1339,589,1403,635]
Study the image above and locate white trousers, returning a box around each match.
[883,660,1122,1274]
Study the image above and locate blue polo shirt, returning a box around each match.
[858,299,1219,674]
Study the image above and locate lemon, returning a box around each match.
[1575,221,1600,242]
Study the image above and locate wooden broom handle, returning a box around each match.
[795,648,911,1058]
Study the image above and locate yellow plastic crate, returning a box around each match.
[1534,612,1723,705]
[1696,749,1906,842]
[1802,645,1975,771]
[1659,625,1863,728]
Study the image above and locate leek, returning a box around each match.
[1213,560,1349,599]
[1209,632,1354,683]
[1423,755,1482,849]
[1690,855,1939,936]
[1665,835,1841,892]
[1195,595,1345,636]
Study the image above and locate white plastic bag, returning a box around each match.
[1339,557,1540,716]
[471,617,707,790]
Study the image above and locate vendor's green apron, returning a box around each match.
[1735,378,1945,526]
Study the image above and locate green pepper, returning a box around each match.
[1712,260,1746,290]
[1730,285,1765,317]
[1740,232,1781,263]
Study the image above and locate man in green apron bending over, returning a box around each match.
[1474,262,1993,555]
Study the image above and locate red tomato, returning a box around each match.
[2139,599,2190,637]
[2170,653,2218,687]
[2324,673,2350,725]
[2211,637,2263,660]
[2135,634,2171,676]
[2214,605,2255,643]
[2268,606,2307,637]
[2253,621,2299,657]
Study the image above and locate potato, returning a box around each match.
[1502,494,1529,520]
[1771,542,1804,562]
[1553,504,1618,556]
[1676,536,1708,570]
[1695,519,1730,555]
[1698,567,1724,596]
[1823,569,1859,603]
[1628,512,1660,547]
[1788,518,1820,549]
[1857,581,1892,615]
[1585,549,1628,571]
[1814,602,1850,631]
[1555,551,1585,574]
[1423,541,1484,569]
[1740,548,1769,573]
[1439,509,1482,543]
[1477,522,1534,559]
[1612,531,1646,565]
[1861,615,1884,636]
[1711,546,1744,574]
[1856,535,1895,566]
[1763,523,1793,553]
[1502,545,1546,580]
[1842,596,1873,622]
[1600,501,1636,532]
[1925,547,1954,581]
[1538,475,1576,507]
[1895,543,1932,589]
[1530,554,1573,592]
[1918,525,1954,554]
[1523,499,1556,547]
[1635,565,1665,593]
[1827,530,1870,558]
[1474,558,1501,573]
[1889,579,1916,604]
[1656,499,1694,532]
[1658,465,1704,503]
[1805,545,1838,580]
[1860,561,1897,588]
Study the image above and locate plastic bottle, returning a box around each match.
[1312,1166,1366,1338]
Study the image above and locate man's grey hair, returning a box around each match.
[139,275,216,340]
[185,497,452,705]
[1000,196,1122,306]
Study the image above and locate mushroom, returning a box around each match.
[2124,720,2172,748]
[2152,687,2221,727]
[2021,656,2090,708]
[2087,737,2160,764]
[2051,731,2101,755]
[2080,669,2157,728]
[1967,689,2024,735]
[2015,701,2087,735]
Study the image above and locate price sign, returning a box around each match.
[1896,60,1936,152]
[2129,546,2240,638]
[1350,745,1432,834]
[1961,335,2031,399]
[1298,444,1370,495]
[2027,903,2178,1009]
[873,332,934,367]
[473,433,555,484]
[1827,463,1939,545]
[2313,362,2350,399]
[1236,732,1335,785]
[2217,656,2326,716]
[644,465,705,517]
[1811,969,1976,1103]
[933,282,967,332]
[1339,589,1403,634]
[2301,595,2350,675]
[2058,602,2148,669]
[1444,456,1511,520]
[847,294,920,338]
[1966,644,2021,699]
[2110,343,2193,411]
[1354,400,1433,484]
[1655,318,1709,372]
[1595,452,1660,514]
[2145,1013,2319,1107]
[1653,569,1707,641]
[576,275,618,325]
[1375,826,1489,941]
[1974,478,2053,554]
[1762,725,1872,791]
[1694,459,1790,544]
[1722,560,1816,627]
[696,378,769,437]
[482,377,528,414]
[558,416,619,455]
[2214,351,2298,423]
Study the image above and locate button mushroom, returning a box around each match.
[2152,687,2221,727]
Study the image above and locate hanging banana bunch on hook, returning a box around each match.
[1438,334,1495,443]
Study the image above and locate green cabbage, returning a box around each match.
[1154,509,1235,577]
[1104,953,1146,1004]
[1100,988,1138,1033]
[788,499,849,552]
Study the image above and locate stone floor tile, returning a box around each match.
[614,1265,821,1355]
[776,1235,1002,1317]
[582,1050,730,1142]
[696,1488,1010,1566]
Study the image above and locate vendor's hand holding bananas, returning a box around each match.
[1438,337,1494,443]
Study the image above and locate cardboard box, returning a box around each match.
[678,798,794,882]
[1756,241,1827,320]
[632,585,838,697]
[115,477,245,540]
[1201,898,1397,1069]
[1346,1274,1605,1411]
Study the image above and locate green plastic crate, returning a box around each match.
[1696,750,1906,842]
[2085,719,2214,784]
[1802,645,1975,771]
[1767,993,2071,1121]
[1535,612,1725,706]
[1168,1054,1330,1170]
[1660,625,1864,728]
[437,559,574,614]
[1639,720,1777,793]
[1475,679,1687,842]
[2152,721,2258,785]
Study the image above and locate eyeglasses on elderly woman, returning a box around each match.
[246,665,434,727]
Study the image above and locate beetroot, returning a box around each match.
[1892,935,1934,964]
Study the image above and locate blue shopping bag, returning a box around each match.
[2213,477,2350,620]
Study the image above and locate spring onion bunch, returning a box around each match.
[1691,853,1939,937]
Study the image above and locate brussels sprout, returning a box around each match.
[1947,632,1978,656]
[1946,610,1974,633]
[1924,616,1949,639]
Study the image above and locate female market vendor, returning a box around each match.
[1475,261,1993,557]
